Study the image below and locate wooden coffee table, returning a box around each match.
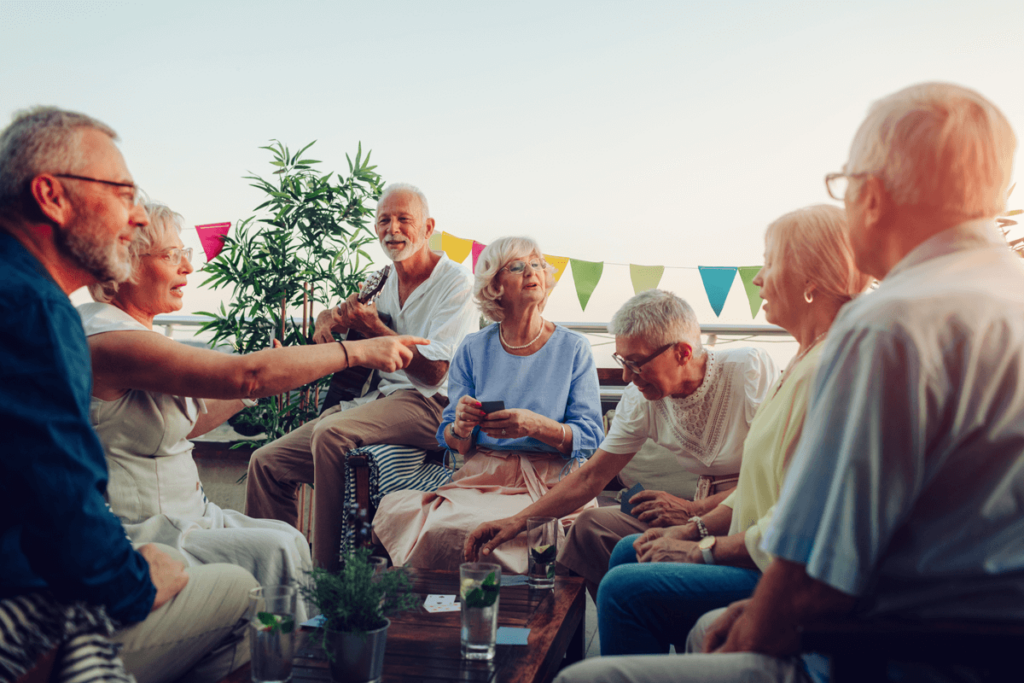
[222,568,586,683]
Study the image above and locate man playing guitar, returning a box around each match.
[245,183,478,571]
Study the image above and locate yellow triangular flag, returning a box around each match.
[428,232,442,251]
[629,264,664,294]
[441,232,474,264]
[545,254,570,283]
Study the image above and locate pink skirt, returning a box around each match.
[373,450,597,573]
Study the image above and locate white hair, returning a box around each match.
[609,290,703,356]
[0,106,117,221]
[765,205,871,303]
[88,202,183,303]
[846,82,1016,218]
[474,236,556,323]
[378,182,430,219]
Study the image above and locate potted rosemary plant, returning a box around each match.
[301,549,417,683]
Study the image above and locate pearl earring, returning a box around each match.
[804,290,814,304]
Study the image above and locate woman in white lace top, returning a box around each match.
[79,203,425,620]
[465,290,778,596]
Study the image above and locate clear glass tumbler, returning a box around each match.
[460,562,501,660]
[527,517,557,589]
[248,586,297,683]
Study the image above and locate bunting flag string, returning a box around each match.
[697,266,738,317]
[441,232,474,265]
[204,223,764,317]
[471,241,486,272]
[736,266,763,319]
[629,264,665,295]
[426,230,758,316]
[544,254,570,283]
[195,222,232,261]
[570,259,604,312]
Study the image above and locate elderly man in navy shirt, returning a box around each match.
[0,108,256,683]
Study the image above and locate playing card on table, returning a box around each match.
[423,594,460,613]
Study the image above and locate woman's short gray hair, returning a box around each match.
[474,236,555,323]
[765,205,871,303]
[88,202,183,303]
[0,106,117,220]
[378,182,430,219]
[846,82,1016,218]
[609,290,703,356]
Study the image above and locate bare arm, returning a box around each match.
[186,399,247,439]
[325,293,450,386]
[89,331,427,401]
[137,544,188,611]
[464,448,634,561]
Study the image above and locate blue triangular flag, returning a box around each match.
[698,266,738,317]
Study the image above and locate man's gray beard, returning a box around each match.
[381,236,425,263]
[55,220,132,283]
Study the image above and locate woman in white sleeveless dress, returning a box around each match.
[79,203,426,620]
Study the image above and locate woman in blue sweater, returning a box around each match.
[374,236,604,572]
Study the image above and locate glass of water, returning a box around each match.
[248,585,297,683]
[459,562,501,660]
[527,517,557,589]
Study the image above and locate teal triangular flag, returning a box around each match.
[698,266,738,317]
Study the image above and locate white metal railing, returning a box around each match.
[152,315,792,405]
[151,314,790,341]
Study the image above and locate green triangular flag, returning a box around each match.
[737,266,763,319]
[629,264,664,295]
[570,259,604,311]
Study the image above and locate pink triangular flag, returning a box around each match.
[471,241,487,273]
[196,222,231,261]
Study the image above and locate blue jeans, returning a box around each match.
[597,533,761,655]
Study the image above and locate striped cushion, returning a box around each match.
[340,444,454,561]
[0,593,132,683]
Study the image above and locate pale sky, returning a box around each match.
[2,0,1022,340]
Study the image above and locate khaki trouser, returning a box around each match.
[557,507,649,586]
[554,607,809,683]
[245,389,447,570]
[113,545,257,683]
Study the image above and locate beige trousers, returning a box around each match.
[557,506,649,586]
[245,389,447,570]
[113,545,257,683]
[554,608,809,683]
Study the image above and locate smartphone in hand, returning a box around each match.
[480,400,505,413]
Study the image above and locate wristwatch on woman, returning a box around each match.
[698,535,716,565]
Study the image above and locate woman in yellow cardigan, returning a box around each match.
[597,204,871,655]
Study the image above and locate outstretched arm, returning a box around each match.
[464,448,633,561]
[89,330,428,401]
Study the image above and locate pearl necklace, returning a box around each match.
[500,319,546,349]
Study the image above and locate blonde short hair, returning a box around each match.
[474,236,555,323]
[88,202,183,303]
[847,82,1016,218]
[765,205,870,303]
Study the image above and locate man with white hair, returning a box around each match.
[246,182,478,570]
[556,82,1024,683]
[466,289,777,595]
[0,107,256,683]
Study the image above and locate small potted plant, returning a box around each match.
[301,548,417,683]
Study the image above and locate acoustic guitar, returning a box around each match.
[319,265,393,412]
